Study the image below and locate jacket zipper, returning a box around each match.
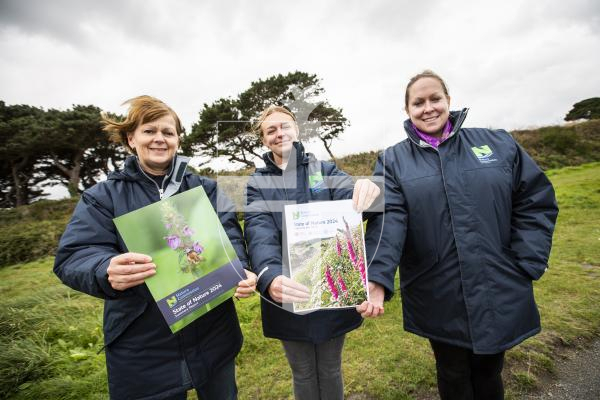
[406,108,476,340]
[135,158,174,200]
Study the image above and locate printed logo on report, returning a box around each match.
[166,296,178,308]
[471,145,497,164]
[291,209,318,220]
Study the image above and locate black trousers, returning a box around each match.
[429,340,505,400]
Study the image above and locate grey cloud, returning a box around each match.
[540,0,600,31]
[0,0,206,49]
[352,0,442,39]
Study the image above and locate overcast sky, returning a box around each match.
[2,0,600,168]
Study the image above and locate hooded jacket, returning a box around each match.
[54,155,248,399]
[244,142,363,343]
[365,109,558,354]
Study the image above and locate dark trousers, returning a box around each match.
[167,359,237,400]
[430,340,505,400]
[281,335,346,400]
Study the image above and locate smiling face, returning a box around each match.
[127,114,179,175]
[260,111,299,166]
[405,77,451,138]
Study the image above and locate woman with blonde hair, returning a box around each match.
[244,105,381,399]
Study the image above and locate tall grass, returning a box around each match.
[0,258,106,399]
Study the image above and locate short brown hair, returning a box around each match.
[102,95,183,153]
[405,70,450,108]
[251,105,297,137]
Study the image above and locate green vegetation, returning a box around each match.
[335,151,379,177]
[1,163,599,399]
[564,97,600,121]
[0,257,106,399]
[0,102,126,207]
[511,120,600,170]
[0,198,77,267]
[181,71,348,168]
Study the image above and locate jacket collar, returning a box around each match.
[404,108,469,148]
[260,141,311,173]
[108,154,186,181]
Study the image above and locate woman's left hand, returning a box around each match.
[352,179,381,212]
[356,281,385,318]
[235,269,257,298]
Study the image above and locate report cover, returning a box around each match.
[113,186,244,333]
[284,199,368,312]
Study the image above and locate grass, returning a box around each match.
[1,163,599,399]
[0,257,107,399]
[502,162,600,398]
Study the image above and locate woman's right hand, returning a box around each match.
[107,253,157,291]
[268,275,310,303]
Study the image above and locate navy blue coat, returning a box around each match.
[54,155,248,399]
[244,142,363,343]
[366,109,558,354]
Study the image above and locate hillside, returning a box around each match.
[0,198,78,266]
[511,119,600,170]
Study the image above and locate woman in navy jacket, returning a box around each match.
[361,71,558,399]
[54,96,256,400]
[244,105,380,399]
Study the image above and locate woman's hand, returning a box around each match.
[235,269,257,298]
[268,275,310,303]
[107,253,156,291]
[356,281,385,318]
[352,179,380,212]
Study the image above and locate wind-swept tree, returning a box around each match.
[41,105,127,196]
[182,71,348,167]
[565,97,600,121]
[0,102,46,207]
[0,102,127,206]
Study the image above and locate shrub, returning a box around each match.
[540,127,577,154]
[0,198,77,227]
[0,220,68,267]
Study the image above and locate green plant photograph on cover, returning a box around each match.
[286,200,368,312]
[113,186,244,333]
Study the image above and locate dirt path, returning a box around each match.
[524,339,600,399]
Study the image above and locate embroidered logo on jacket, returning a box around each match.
[309,172,325,193]
[471,145,497,164]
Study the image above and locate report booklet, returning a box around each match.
[114,186,244,333]
[284,199,368,312]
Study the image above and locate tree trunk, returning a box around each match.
[11,162,25,207]
[319,137,336,163]
[10,157,30,207]
[53,150,84,197]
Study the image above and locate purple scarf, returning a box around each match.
[412,120,453,148]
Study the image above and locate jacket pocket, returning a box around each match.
[400,252,439,289]
[500,245,533,281]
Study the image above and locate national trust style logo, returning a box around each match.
[471,145,497,164]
